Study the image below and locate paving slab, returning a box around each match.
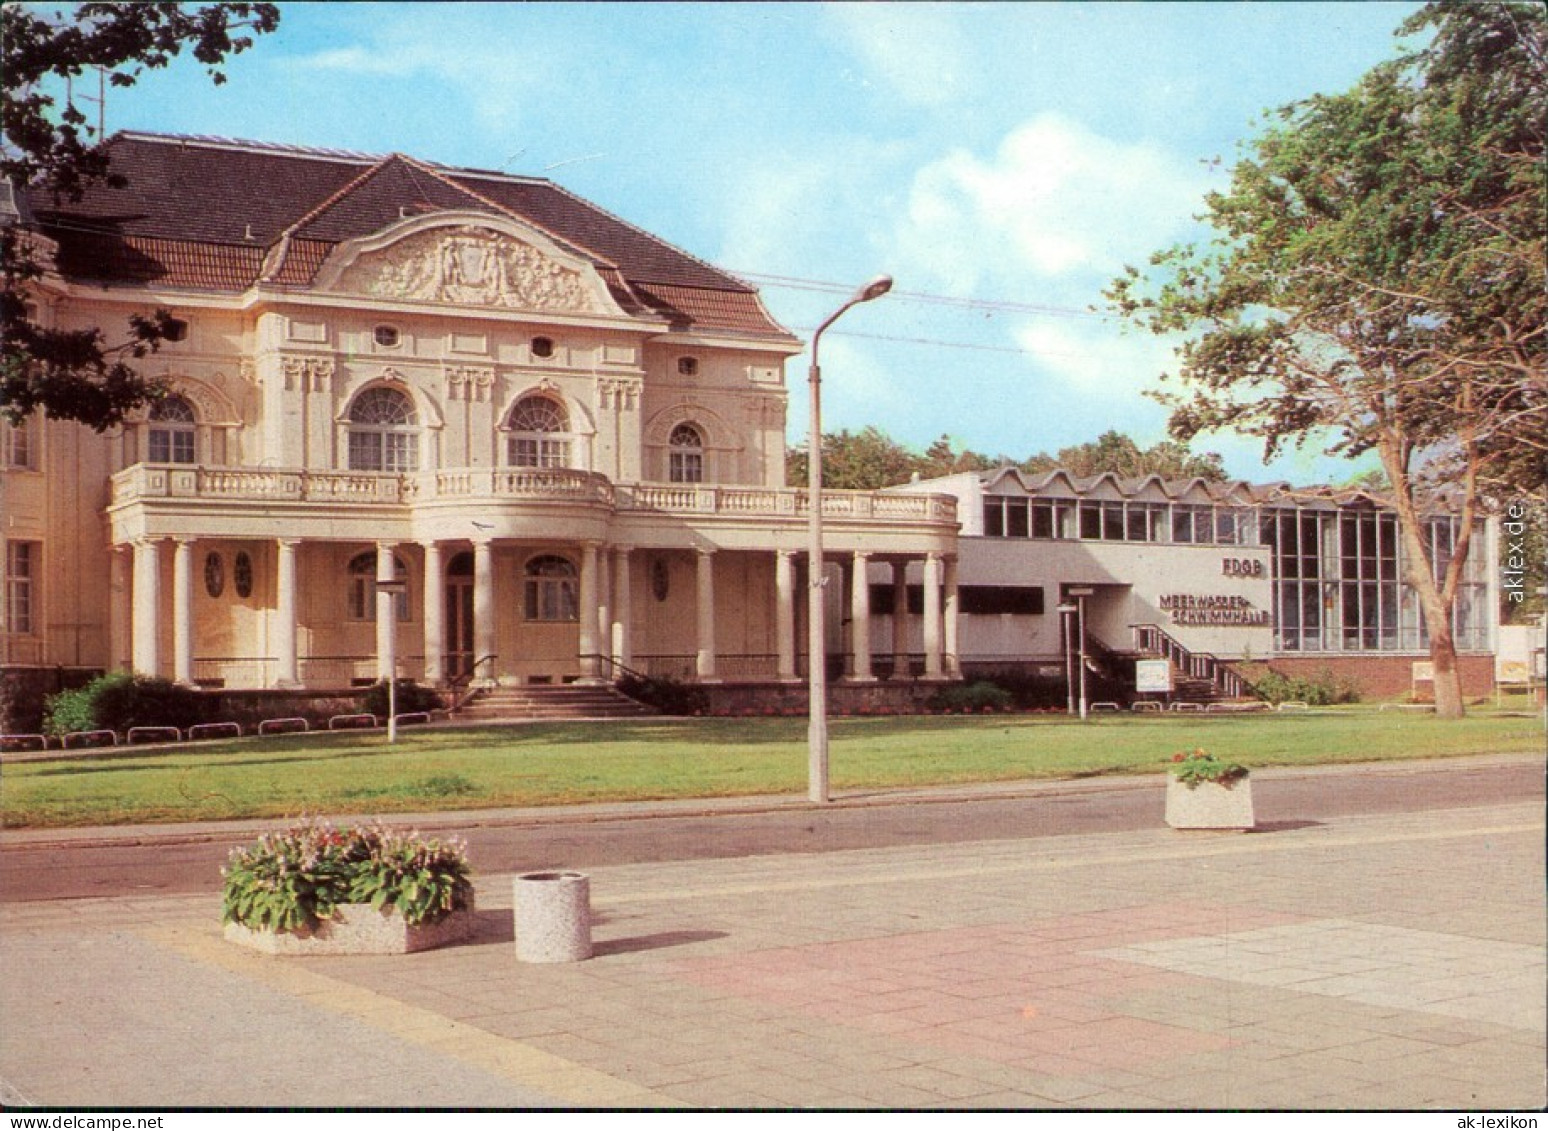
[2,797,1543,1109]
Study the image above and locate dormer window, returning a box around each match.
[531,336,555,359]
[373,325,401,348]
[677,356,699,377]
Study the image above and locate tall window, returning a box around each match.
[506,395,571,468]
[668,423,705,483]
[1,418,35,469]
[346,552,411,621]
[4,541,36,635]
[524,555,578,622]
[347,387,418,472]
[148,395,197,464]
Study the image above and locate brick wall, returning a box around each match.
[1254,654,1497,701]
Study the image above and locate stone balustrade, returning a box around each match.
[110,464,957,524]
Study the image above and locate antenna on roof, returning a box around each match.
[543,153,605,172]
[65,66,108,140]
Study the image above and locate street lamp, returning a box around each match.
[1056,602,1077,716]
[808,274,893,803]
[1067,587,1094,721]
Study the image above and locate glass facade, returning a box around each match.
[1260,507,1488,653]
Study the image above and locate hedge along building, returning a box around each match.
[883,468,1499,703]
[0,132,960,720]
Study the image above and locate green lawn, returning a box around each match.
[3,708,1542,829]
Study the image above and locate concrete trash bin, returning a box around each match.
[513,871,592,962]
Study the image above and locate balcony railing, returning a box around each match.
[111,465,957,524]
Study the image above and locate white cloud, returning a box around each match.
[283,16,557,135]
[824,3,970,108]
[893,113,1213,295]
[1012,318,1181,397]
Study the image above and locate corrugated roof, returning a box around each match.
[30,132,793,338]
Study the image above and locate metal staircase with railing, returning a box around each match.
[1130,624,1252,704]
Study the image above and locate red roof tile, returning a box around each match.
[30,132,794,340]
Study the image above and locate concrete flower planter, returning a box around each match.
[514,871,592,962]
[223,902,476,956]
[1165,775,1255,831]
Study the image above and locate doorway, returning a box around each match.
[446,551,475,679]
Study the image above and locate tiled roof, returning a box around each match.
[29,132,792,338]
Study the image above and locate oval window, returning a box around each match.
[234,551,254,599]
[374,325,401,348]
[204,552,224,598]
[531,336,555,359]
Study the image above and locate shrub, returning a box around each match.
[43,672,209,735]
[222,821,473,932]
[616,673,707,716]
[1251,667,1362,706]
[1170,748,1249,788]
[930,680,1014,714]
[362,679,444,718]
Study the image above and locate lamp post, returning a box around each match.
[808,274,893,804]
[1067,586,1093,721]
[1056,602,1077,716]
[375,577,409,744]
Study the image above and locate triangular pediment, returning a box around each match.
[313,211,621,316]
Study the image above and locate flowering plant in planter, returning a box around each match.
[222,821,473,933]
[1169,748,1249,789]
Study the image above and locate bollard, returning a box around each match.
[513,871,592,962]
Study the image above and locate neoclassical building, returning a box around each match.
[0,133,959,704]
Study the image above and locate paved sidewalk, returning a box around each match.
[2,798,1543,1109]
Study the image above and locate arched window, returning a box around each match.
[523,554,578,622]
[347,387,418,472]
[149,395,197,464]
[346,551,411,621]
[506,395,571,468]
[668,422,705,483]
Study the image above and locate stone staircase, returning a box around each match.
[454,684,658,722]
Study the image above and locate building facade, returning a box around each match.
[886,468,1498,700]
[1,133,1500,723]
[0,133,959,710]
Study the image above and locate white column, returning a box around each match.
[172,538,194,686]
[375,541,396,683]
[275,538,299,687]
[696,547,717,681]
[849,550,874,681]
[612,546,633,670]
[890,560,909,680]
[132,538,162,677]
[944,554,961,679]
[109,545,131,672]
[775,550,797,681]
[422,541,444,685]
[473,538,495,684]
[923,552,944,679]
[578,541,601,682]
[595,541,611,678]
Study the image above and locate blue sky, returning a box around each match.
[81,1,1423,483]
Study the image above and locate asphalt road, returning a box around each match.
[1,757,1541,904]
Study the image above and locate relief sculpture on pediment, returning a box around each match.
[337,226,601,313]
